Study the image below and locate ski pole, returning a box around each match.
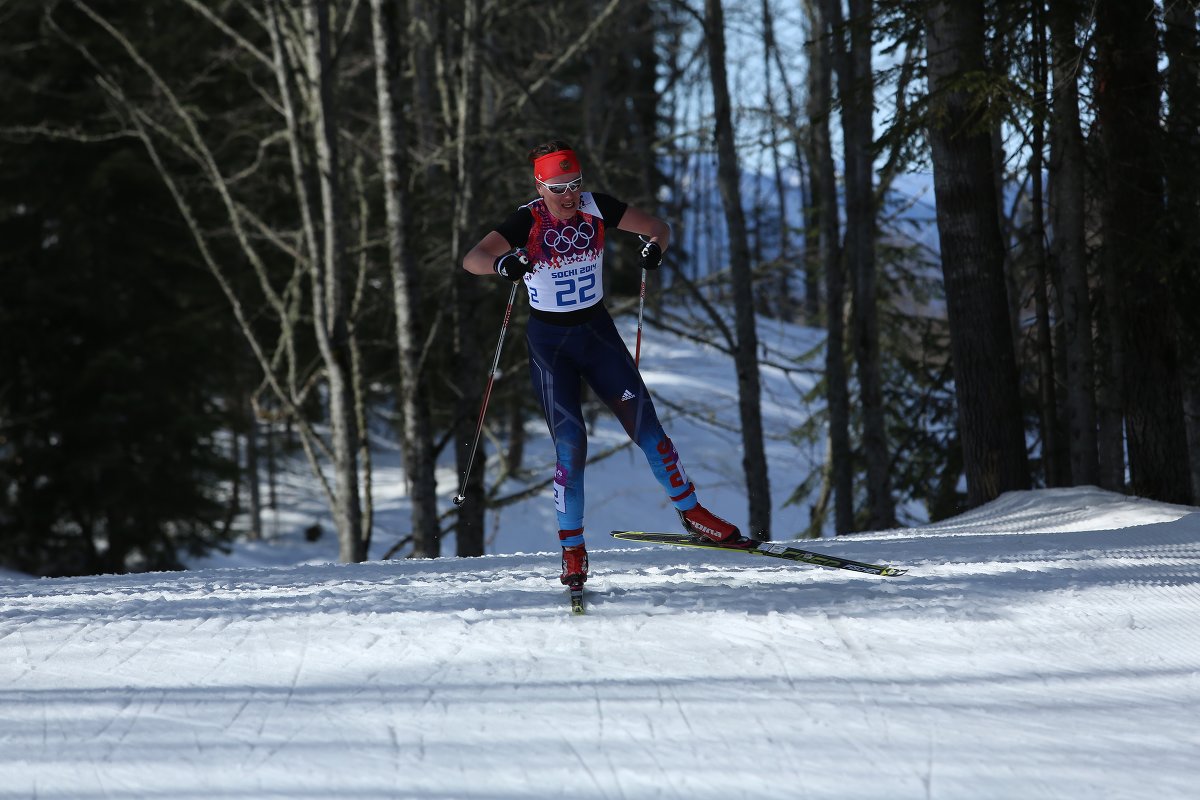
[634,235,650,368]
[635,267,647,368]
[453,281,519,507]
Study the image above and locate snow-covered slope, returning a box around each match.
[3,487,1199,798]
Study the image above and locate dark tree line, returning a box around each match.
[2,0,1198,576]
[797,0,1199,533]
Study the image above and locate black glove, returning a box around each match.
[639,240,663,271]
[493,249,533,282]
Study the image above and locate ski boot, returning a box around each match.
[560,544,589,586]
[679,504,749,546]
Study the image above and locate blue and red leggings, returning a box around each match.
[526,307,698,547]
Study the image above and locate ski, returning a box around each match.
[567,580,585,615]
[610,530,907,577]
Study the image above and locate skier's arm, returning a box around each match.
[463,231,515,276]
[617,205,671,254]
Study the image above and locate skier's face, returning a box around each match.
[536,171,582,219]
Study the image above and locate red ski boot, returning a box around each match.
[560,544,589,585]
[679,504,747,545]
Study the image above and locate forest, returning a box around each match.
[1,0,1197,577]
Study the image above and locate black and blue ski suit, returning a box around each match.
[493,191,699,547]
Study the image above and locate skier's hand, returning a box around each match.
[493,249,533,282]
[639,240,663,271]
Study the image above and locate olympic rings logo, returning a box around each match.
[543,222,595,254]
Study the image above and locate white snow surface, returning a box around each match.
[2,487,1199,798]
[4,315,1200,797]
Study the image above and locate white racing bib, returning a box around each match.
[522,192,607,313]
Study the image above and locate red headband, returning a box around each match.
[533,149,581,182]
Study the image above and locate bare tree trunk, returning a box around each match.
[1047,0,1099,487]
[848,0,893,529]
[450,0,487,556]
[800,166,821,325]
[1164,0,1200,504]
[370,0,441,558]
[505,392,526,479]
[760,0,793,321]
[245,392,263,541]
[222,423,242,540]
[407,0,440,179]
[987,13,1021,364]
[1028,1,1065,487]
[1094,251,1127,490]
[768,2,819,322]
[704,0,772,538]
[627,0,660,206]
[302,0,365,562]
[350,155,375,554]
[807,0,853,534]
[266,1,363,534]
[924,0,1031,506]
[267,417,278,516]
[1095,0,1190,504]
[1184,364,1200,503]
[1089,14,1128,494]
[827,0,894,529]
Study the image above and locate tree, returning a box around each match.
[806,0,854,534]
[826,0,896,529]
[1163,0,1200,503]
[294,0,366,561]
[0,3,235,574]
[1095,0,1191,504]
[1024,0,1067,487]
[369,0,440,557]
[923,0,1030,505]
[704,0,772,537]
[447,0,488,556]
[1046,0,1100,488]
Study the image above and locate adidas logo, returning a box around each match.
[620,389,636,402]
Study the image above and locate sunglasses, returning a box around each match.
[537,176,583,194]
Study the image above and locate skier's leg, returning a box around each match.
[578,311,702,513]
[527,320,588,542]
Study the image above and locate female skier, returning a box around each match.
[462,141,743,586]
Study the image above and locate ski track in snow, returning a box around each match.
[2,489,1200,799]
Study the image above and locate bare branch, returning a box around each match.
[71,0,289,323]
[512,0,624,114]
[0,124,133,143]
[178,0,274,68]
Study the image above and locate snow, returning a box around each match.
[2,488,1199,797]
[3,315,1200,798]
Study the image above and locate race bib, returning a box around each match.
[523,193,607,312]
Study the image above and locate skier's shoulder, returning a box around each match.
[495,201,537,248]
[582,191,627,225]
